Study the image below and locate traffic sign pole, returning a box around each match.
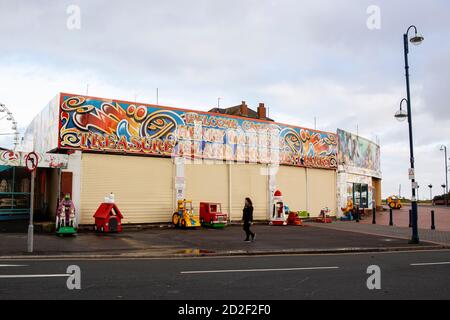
[25,152,39,254]
[27,170,35,253]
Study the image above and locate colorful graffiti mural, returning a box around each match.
[59,94,338,169]
[337,129,380,174]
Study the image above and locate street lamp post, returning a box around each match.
[428,184,433,203]
[395,25,424,244]
[440,145,448,206]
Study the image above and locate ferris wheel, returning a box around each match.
[0,103,19,150]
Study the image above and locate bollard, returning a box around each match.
[409,209,412,228]
[372,207,376,225]
[389,208,393,226]
[355,207,360,223]
[431,210,436,230]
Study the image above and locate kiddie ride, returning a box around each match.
[199,202,228,228]
[314,207,333,223]
[340,199,354,221]
[92,193,124,233]
[172,199,201,228]
[270,190,303,226]
[387,196,402,210]
[56,194,77,236]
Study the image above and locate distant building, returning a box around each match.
[209,101,274,122]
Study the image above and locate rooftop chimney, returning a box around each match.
[257,103,266,119]
[240,101,248,117]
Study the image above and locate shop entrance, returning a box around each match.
[353,183,368,209]
[0,166,60,223]
[0,165,31,221]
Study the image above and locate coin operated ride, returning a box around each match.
[270,190,288,226]
[340,199,354,221]
[93,193,123,233]
[199,202,228,228]
[314,207,333,223]
[56,194,77,236]
[172,199,201,229]
[387,196,402,210]
[269,190,303,226]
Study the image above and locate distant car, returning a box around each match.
[199,202,228,228]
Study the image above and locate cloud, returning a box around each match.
[0,0,449,198]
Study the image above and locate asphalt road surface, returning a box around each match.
[1,250,450,300]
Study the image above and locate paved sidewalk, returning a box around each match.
[306,221,450,245]
[360,205,450,231]
[0,224,444,259]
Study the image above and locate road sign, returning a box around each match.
[25,152,39,172]
[408,168,415,180]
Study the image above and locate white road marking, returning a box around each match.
[181,266,339,274]
[0,274,69,279]
[411,262,450,266]
[0,265,27,267]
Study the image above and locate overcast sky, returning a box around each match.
[0,0,449,198]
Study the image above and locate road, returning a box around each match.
[1,250,450,300]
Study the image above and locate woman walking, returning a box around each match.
[242,197,256,242]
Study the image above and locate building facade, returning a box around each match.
[22,93,340,225]
[336,129,382,217]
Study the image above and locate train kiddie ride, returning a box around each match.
[172,199,201,228]
[270,190,303,226]
[199,202,228,228]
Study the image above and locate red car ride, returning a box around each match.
[199,202,228,228]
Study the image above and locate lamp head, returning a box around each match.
[395,98,409,122]
[395,109,408,122]
[410,33,424,46]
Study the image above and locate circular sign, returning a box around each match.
[25,152,39,172]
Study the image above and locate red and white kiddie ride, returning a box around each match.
[270,190,288,226]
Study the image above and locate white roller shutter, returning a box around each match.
[184,162,228,217]
[80,153,173,224]
[306,168,336,217]
[230,164,268,221]
[276,166,307,212]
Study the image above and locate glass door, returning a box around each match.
[353,183,369,209]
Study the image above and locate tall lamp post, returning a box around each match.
[395,25,424,244]
[428,184,433,203]
[442,184,447,202]
[440,145,448,206]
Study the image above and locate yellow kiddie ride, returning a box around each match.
[172,199,201,228]
[387,196,402,210]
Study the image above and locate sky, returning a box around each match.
[0,0,449,198]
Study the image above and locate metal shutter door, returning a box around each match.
[276,166,307,213]
[306,168,337,217]
[230,164,268,221]
[184,162,229,218]
[80,153,173,224]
